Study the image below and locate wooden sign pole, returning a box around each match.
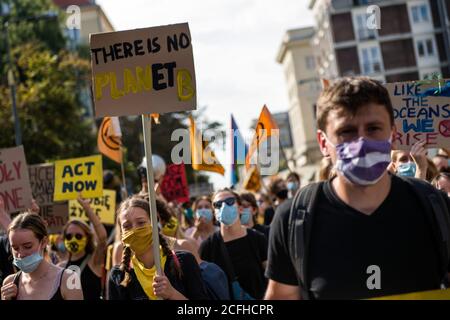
[141,114,162,275]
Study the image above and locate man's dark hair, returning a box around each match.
[287,172,300,182]
[269,178,285,195]
[316,77,394,132]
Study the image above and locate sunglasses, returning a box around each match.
[65,233,84,241]
[213,197,236,209]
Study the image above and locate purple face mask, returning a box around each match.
[331,136,392,186]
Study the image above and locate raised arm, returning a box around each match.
[410,140,428,180]
[77,195,107,266]
[0,198,11,231]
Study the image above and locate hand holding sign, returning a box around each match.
[410,140,428,179]
[0,197,10,230]
[29,199,40,214]
[90,23,197,279]
[76,193,93,213]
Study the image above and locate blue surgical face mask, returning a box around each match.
[13,251,43,273]
[56,242,66,253]
[287,182,298,191]
[196,208,213,222]
[215,203,238,226]
[397,162,416,177]
[240,208,252,225]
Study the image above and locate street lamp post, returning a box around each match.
[4,20,22,146]
[1,8,58,146]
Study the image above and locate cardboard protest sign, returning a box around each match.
[90,22,196,117]
[386,79,450,150]
[0,146,32,214]
[39,203,69,234]
[160,164,189,203]
[53,155,103,201]
[68,189,116,225]
[28,163,54,206]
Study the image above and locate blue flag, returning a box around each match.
[230,115,248,186]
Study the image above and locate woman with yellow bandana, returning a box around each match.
[59,195,108,300]
[108,197,209,300]
[155,199,183,239]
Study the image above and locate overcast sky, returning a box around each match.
[95,0,315,188]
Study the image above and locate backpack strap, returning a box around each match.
[288,182,323,300]
[11,271,22,300]
[79,254,91,274]
[398,176,450,286]
[171,250,181,269]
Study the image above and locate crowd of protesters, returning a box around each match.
[1,77,450,300]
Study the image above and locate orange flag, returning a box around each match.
[189,115,225,175]
[242,165,261,192]
[98,117,122,163]
[151,113,160,124]
[245,105,279,169]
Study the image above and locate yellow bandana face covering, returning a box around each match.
[64,237,87,255]
[122,224,153,255]
[132,248,167,300]
[161,216,179,238]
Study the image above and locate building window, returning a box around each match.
[355,13,376,40]
[411,4,430,23]
[416,38,435,57]
[305,56,315,70]
[361,46,381,74]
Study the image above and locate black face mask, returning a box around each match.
[276,189,288,200]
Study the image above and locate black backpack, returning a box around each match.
[287,176,450,300]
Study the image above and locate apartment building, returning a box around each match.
[310,0,450,82]
[277,0,450,181]
[277,27,324,181]
[53,0,114,48]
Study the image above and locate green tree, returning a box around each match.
[0,42,96,163]
[0,0,96,163]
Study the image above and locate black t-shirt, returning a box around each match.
[225,234,268,299]
[66,254,102,300]
[0,235,14,284]
[108,250,209,300]
[264,207,275,225]
[253,224,270,240]
[266,175,444,300]
[200,229,268,300]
